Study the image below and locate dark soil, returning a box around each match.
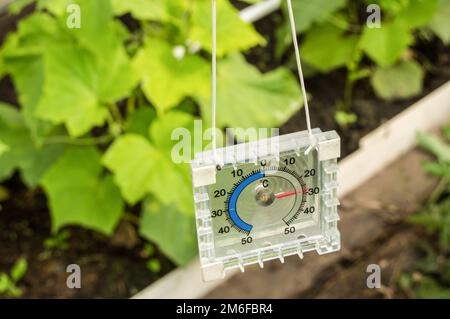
[0,3,449,298]
[0,176,174,298]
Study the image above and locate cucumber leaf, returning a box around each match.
[418,132,450,163]
[0,103,64,186]
[112,0,170,21]
[189,0,265,57]
[133,38,210,113]
[360,20,413,67]
[103,112,194,214]
[42,146,124,235]
[302,24,359,72]
[2,6,138,137]
[197,53,303,129]
[288,0,347,33]
[396,0,438,29]
[102,134,161,205]
[140,198,196,265]
[371,60,424,101]
[429,0,450,44]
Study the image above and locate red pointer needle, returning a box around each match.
[275,188,308,199]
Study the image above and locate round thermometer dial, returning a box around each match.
[209,151,320,257]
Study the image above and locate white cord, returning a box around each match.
[286,0,313,136]
[210,0,313,162]
[211,0,219,164]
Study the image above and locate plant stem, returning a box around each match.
[122,212,140,225]
[109,103,123,124]
[343,76,354,112]
[127,94,136,114]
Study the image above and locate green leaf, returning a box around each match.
[0,103,31,180]
[371,60,424,100]
[0,103,23,128]
[396,0,438,29]
[418,132,450,163]
[367,0,410,15]
[133,38,210,113]
[147,113,194,213]
[3,9,138,137]
[0,103,64,186]
[444,125,450,141]
[0,107,30,181]
[112,0,168,21]
[35,42,109,137]
[103,134,160,204]
[65,0,116,55]
[103,112,195,214]
[149,158,193,213]
[409,213,441,232]
[1,13,57,140]
[0,140,9,157]
[146,258,161,273]
[10,258,27,283]
[37,0,71,16]
[360,20,413,67]
[422,162,450,179]
[429,0,450,44]
[42,146,124,235]
[197,53,303,129]
[415,276,450,298]
[7,286,23,298]
[7,55,54,141]
[288,0,347,33]
[335,111,358,127]
[140,198,196,265]
[189,0,265,57]
[7,0,35,14]
[149,110,194,149]
[302,24,358,72]
[41,1,138,136]
[125,107,156,139]
[19,143,65,187]
[0,274,13,293]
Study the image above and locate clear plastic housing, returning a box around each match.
[191,129,341,281]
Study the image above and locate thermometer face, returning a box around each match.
[191,129,341,281]
[210,151,319,257]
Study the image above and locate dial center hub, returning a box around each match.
[254,186,275,207]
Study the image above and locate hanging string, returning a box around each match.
[210,0,313,163]
[286,0,313,136]
[211,0,219,164]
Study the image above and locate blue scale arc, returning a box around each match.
[228,171,265,233]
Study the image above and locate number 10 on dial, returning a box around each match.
[191,129,341,281]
